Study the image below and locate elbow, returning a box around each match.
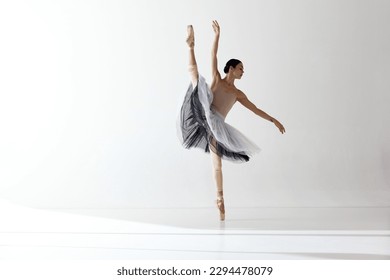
[255,108,265,117]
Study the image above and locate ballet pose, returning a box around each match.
[178,21,285,221]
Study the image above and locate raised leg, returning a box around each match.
[186,25,199,88]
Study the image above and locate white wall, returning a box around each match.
[0,0,389,209]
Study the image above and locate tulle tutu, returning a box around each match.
[177,75,260,162]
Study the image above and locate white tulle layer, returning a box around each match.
[196,75,260,156]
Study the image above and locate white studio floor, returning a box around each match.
[0,198,389,260]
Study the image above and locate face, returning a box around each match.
[231,63,244,79]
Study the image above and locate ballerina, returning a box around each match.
[178,20,285,221]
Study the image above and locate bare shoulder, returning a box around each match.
[234,88,247,100]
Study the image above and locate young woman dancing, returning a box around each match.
[178,21,285,221]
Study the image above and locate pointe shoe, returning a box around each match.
[186,25,194,48]
[216,197,225,221]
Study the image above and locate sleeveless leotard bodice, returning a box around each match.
[211,90,237,119]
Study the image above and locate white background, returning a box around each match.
[0,0,389,209]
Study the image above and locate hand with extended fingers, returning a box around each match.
[212,20,220,36]
[272,118,286,134]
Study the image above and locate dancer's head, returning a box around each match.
[224,59,244,79]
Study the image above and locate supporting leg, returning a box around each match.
[211,149,225,221]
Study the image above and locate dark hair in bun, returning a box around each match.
[223,59,242,74]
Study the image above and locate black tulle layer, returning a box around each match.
[179,85,249,162]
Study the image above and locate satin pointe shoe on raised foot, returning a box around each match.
[186,25,194,48]
[216,197,225,221]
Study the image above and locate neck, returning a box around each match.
[224,73,235,85]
